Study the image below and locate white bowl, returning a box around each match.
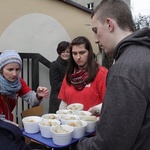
[41,113,60,120]
[22,116,42,134]
[60,114,79,125]
[50,125,74,146]
[66,120,87,139]
[79,116,98,132]
[74,110,91,117]
[56,109,74,115]
[38,119,61,138]
[67,103,84,112]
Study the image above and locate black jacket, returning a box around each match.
[49,56,68,113]
[77,28,150,150]
[0,120,31,150]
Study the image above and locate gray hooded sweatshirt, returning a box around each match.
[77,27,150,150]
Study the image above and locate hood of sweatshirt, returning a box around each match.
[114,27,150,61]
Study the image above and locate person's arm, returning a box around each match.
[0,115,18,126]
[36,86,49,99]
[19,78,49,106]
[77,76,147,150]
[59,100,67,110]
[21,91,41,106]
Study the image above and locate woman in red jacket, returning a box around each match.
[58,36,108,114]
[0,50,49,123]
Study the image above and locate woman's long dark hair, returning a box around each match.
[66,36,99,85]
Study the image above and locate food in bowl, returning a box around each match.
[38,119,60,138]
[80,116,97,121]
[50,125,74,146]
[61,115,77,120]
[80,116,98,132]
[74,110,92,117]
[41,113,59,120]
[22,116,42,134]
[54,125,69,133]
[67,120,87,139]
[27,119,35,122]
[67,103,84,111]
[67,120,83,127]
[60,114,79,124]
[56,109,74,115]
[40,119,59,126]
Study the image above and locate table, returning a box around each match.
[23,129,95,149]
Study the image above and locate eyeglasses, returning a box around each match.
[61,50,70,53]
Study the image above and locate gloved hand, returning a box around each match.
[88,103,102,115]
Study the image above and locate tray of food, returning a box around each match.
[23,129,95,148]
[22,104,98,148]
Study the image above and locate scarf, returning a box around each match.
[0,74,21,99]
[70,66,89,91]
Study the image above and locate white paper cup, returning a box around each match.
[66,120,87,139]
[50,125,74,146]
[38,119,60,138]
[22,116,42,134]
[79,116,98,132]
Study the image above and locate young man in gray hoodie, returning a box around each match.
[77,0,150,150]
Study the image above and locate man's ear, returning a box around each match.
[106,18,114,32]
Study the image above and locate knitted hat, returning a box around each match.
[0,50,22,70]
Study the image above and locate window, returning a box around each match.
[87,2,94,10]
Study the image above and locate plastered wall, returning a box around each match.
[0,0,102,126]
